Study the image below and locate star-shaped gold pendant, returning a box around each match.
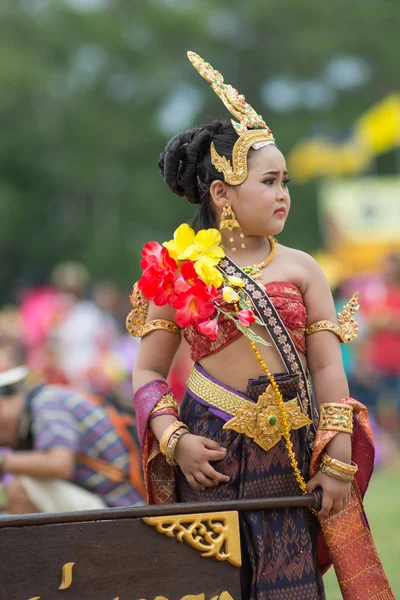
[223,385,312,452]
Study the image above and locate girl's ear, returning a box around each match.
[209,180,231,210]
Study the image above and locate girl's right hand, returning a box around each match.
[174,433,230,490]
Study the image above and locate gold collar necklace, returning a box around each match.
[242,236,277,281]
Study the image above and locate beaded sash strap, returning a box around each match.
[218,256,317,449]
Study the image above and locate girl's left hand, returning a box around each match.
[307,471,351,518]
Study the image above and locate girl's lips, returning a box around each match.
[274,208,286,215]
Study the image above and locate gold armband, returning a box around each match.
[149,392,179,417]
[126,282,181,338]
[320,462,355,482]
[305,292,360,343]
[166,427,189,466]
[159,421,189,457]
[321,453,358,476]
[318,403,353,434]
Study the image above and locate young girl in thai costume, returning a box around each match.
[129,52,393,600]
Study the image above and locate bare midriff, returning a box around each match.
[199,322,307,394]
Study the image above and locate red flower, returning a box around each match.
[140,242,177,274]
[139,268,177,306]
[138,241,178,306]
[174,260,199,294]
[238,309,256,327]
[172,282,218,328]
[197,318,219,341]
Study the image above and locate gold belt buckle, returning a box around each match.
[223,385,312,452]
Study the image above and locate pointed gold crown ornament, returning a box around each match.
[187,51,275,186]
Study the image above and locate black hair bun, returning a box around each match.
[158,120,227,204]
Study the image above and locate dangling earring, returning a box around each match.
[219,204,246,252]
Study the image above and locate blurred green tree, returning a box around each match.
[0,0,399,300]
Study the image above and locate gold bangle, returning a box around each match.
[318,403,353,434]
[149,393,178,417]
[166,428,189,466]
[322,453,358,475]
[320,462,354,482]
[159,421,188,456]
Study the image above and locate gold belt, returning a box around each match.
[187,366,312,453]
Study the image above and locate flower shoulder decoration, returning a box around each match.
[137,223,270,346]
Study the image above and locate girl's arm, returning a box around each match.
[132,302,228,490]
[301,253,352,515]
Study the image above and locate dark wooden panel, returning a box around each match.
[0,517,241,600]
[0,491,321,528]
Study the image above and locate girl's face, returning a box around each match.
[217,144,291,239]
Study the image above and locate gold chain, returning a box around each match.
[247,339,309,495]
[243,237,277,281]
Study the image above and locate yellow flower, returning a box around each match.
[222,286,240,303]
[163,223,195,262]
[192,229,225,264]
[194,256,224,288]
[226,275,245,288]
[163,224,225,265]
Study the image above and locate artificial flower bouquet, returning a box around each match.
[138,223,269,345]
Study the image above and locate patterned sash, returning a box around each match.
[218,256,317,449]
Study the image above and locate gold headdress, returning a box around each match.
[187,51,275,185]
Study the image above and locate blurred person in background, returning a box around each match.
[0,354,144,515]
[50,262,119,391]
[362,252,400,441]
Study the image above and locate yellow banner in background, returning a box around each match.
[288,93,400,183]
[318,176,400,277]
[355,93,400,155]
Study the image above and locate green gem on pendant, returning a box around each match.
[269,416,277,426]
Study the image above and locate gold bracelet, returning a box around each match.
[149,393,178,417]
[322,453,358,476]
[159,421,188,456]
[318,403,353,434]
[320,462,354,482]
[166,428,189,466]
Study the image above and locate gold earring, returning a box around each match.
[219,203,246,252]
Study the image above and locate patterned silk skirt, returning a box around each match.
[176,371,325,600]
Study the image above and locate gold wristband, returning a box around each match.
[320,462,354,482]
[319,403,353,434]
[150,393,178,417]
[322,453,358,475]
[159,421,188,456]
[166,428,189,466]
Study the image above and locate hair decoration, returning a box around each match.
[187,51,275,185]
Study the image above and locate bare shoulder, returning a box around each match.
[279,244,319,268]
[277,244,325,292]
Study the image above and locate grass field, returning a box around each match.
[323,466,400,598]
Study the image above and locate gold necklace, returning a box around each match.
[243,237,276,281]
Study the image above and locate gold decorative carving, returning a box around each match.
[306,292,360,343]
[126,282,181,338]
[143,511,241,567]
[187,51,274,186]
[224,385,312,453]
[58,562,75,590]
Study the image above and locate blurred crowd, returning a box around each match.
[0,261,191,409]
[333,252,400,464]
[0,252,399,514]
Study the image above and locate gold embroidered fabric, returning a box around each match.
[187,366,312,453]
[306,293,360,344]
[126,282,181,338]
[149,392,179,417]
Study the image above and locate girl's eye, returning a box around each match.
[282,178,291,187]
[263,179,275,185]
